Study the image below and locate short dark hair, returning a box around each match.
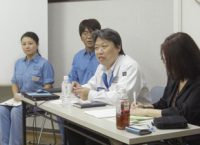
[79,19,101,36]
[92,28,125,55]
[161,32,200,80]
[21,31,39,45]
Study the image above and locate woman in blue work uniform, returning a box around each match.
[0,31,54,145]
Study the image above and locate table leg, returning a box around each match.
[64,120,68,145]
[22,101,27,145]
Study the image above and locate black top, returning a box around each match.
[153,77,200,144]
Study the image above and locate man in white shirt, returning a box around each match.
[73,28,150,105]
[69,28,150,145]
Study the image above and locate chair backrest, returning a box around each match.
[150,86,165,104]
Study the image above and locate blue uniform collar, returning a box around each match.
[23,53,40,63]
[83,49,95,56]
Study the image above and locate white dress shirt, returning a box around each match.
[83,55,150,105]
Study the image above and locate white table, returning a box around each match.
[22,97,200,145]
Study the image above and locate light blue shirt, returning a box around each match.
[11,54,54,92]
[68,49,99,84]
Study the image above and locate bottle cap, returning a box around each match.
[121,88,128,99]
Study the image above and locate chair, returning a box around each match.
[149,86,165,104]
[26,109,57,145]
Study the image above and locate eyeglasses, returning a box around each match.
[82,31,92,37]
[95,47,104,52]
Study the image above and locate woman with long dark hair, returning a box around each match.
[130,32,200,145]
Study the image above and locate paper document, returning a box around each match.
[50,99,62,104]
[130,115,153,124]
[130,116,153,120]
[85,108,116,118]
[0,98,21,106]
[106,116,153,124]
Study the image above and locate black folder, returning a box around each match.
[23,92,60,101]
[73,101,107,108]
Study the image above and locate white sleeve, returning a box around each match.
[82,75,97,90]
[87,63,145,105]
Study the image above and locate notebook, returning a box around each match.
[44,87,61,93]
[73,101,107,108]
[23,92,60,101]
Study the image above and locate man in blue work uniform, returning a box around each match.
[59,19,101,144]
[68,18,101,84]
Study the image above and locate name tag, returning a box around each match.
[122,72,127,76]
[32,76,40,81]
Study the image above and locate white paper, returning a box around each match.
[85,108,116,118]
[50,96,79,105]
[0,98,21,106]
[50,99,62,104]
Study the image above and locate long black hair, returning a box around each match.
[161,32,200,80]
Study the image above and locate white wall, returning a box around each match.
[181,0,200,47]
[0,0,48,85]
[48,0,174,89]
[37,0,200,130]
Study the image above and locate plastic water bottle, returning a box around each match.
[61,76,72,106]
[116,89,130,130]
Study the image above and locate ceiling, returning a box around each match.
[48,0,102,3]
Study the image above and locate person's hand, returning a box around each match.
[72,81,81,96]
[72,81,81,89]
[131,102,153,109]
[130,102,149,116]
[130,102,145,109]
[130,107,147,116]
[73,87,90,100]
[130,101,160,117]
[14,93,23,101]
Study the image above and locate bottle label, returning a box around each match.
[117,99,129,113]
[116,99,130,130]
[61,78,72,105]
